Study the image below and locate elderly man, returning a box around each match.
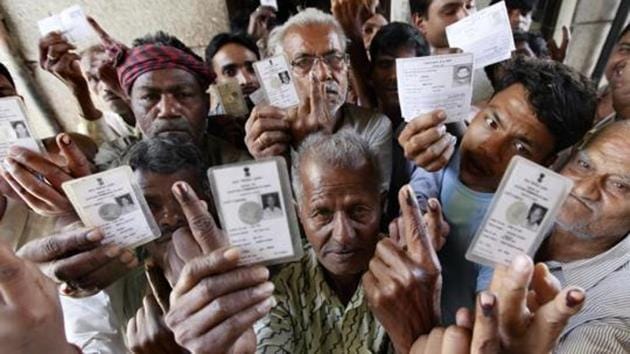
[244,8,392,191]
[402,57,596,324]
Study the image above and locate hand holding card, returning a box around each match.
[38,5,98,50]
[0,97,43,163]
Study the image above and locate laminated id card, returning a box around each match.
[38,5,98,50]
[253,55,300,109]
[208,157,303,266]
[0,97,44,163]
[62,166,161,248]
[466,156,573,267]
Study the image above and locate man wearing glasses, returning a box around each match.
[244,8,392,192]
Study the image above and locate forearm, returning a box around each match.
[68,80,103,122]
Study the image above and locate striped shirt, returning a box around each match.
[550,236,630,354]
[254,246,391,353]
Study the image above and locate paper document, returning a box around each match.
[0,97,42,163]
[38,5,97,49]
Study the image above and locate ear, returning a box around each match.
[412,13,428,37]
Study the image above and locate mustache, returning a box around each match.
[567,193,595,212]
[151,117,193,134]
[321,241,359,255]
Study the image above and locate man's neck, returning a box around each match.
[0,195,6,221]
[323,269,362,306]
[538,227,622,263]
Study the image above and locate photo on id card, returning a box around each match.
[0,96,43,163]
[62,166,161,249]
[466,156,573,267]
[253,55,300,109]
[208,157,302,266]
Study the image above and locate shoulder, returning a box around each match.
[343,104,392,131]
[557,318,630,354]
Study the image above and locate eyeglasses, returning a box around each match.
[290,52,348,75]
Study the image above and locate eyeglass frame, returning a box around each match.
[289,51,349,75]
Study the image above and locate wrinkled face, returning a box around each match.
[211,43,260,96]
[459,84,556,192]
[508,8,532,32]
[298,159,382,277]
[362,14,388,51]
[80,49,130,115]
[556,128,630,241]
[414,0,475,49]
[130,68,209,146]
[135,168,211,246]
[604,32,630,81]
[283,24,349,116]
[0,75,17,98]
[370,45,419,112]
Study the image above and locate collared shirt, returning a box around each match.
[549,236,630,354]
[254,246,391,353]
[0,197,58,251]
[78,111,138,146]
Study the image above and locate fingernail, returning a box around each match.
[438,125,447,136]
[255,266,270,280]
[61,134,71,145]
[450,135,457,145]
[86,230,102,242]
[406,185,419,209]
[512,254,531,273]
[437,111,447,119]
[256,281,275,296]
[119,250,135,263]
[174,182,189,201]
[223,247,240,261]
[257,296,277,313]
[105,245,121,258]
[428,198,438,211]
[566,289,585,308]
[480,292,496,317]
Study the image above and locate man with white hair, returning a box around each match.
[244,8,392,191]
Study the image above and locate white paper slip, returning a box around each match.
[208,157,303,266]
[62,166,161,249]
[249,88,268,106]
[396,53,474,123]
[446,1,515,69]
[216,80,249,117]
[466,156,573,267]
[38,5,97,49]
[0,97,43,163]
[253,55,300,109]
[390,0,411,23]
[260,0,278,10]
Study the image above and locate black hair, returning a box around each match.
[620,23,630,39]
[369,22,430,65]
[124,137,208,191]
[497,56,597,153]
[484,30,549,86]
[132,31,203,62]
[205,32,260,64]
[490,0,538,13]
[409,0,433,17]
[0,62,16,88]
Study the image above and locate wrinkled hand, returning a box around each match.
[38,32,84,88]
[1,133,92,217]
[363,185,442,354]
[17,228,138,297]
[244,105,291,159]
[389,197,450,252]
[85,16,127,99]
[289,71,336,144]
[489,255,586,354]
[0,240,81,354]
[331,0,378,39]
[247,6,277,41]
[548,26,571,63]
[127,293,186,354]
[398,110,457,171]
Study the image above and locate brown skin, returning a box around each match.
[129,68,209,147]
[0,74,17,97]
[362,13,388,51]
[413,0,475,49]
[507,7,532,32]
[126,293,185,354]
[597,31,630,121]
[370,45,420,128]
[539,123,630,263]
[211,43,260,96]
[611,58,630,119]
[297,158,383,304]
[458,84,557,192]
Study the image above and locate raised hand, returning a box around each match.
[289,71,336,144]
[363,185,442,354]
[38,32,84,88]
[244,105,291,159]
[548,26,571,63]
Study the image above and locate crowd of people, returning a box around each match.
[0,0,629,353]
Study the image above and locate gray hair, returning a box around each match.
[291,131,383,205]
[267,7,348,57]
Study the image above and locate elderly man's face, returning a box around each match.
[556,127,630,242]
[283,23,349,117]
[130,68,209,146]
[414,0,475,49]
[298,159,382,277]
[459,84,556,192]
[211,43,260,96]
[80,48,130,116]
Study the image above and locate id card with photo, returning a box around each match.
[396,53,474,123]
[253,55,300,109]
[208,157,303,266]
[0,97,43,163]
[446,1,515,69]
[38,5,97,49]
[260,0,278,10]
[62,166,161,249]
[466,156,573,267]
[215,80,249,117]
